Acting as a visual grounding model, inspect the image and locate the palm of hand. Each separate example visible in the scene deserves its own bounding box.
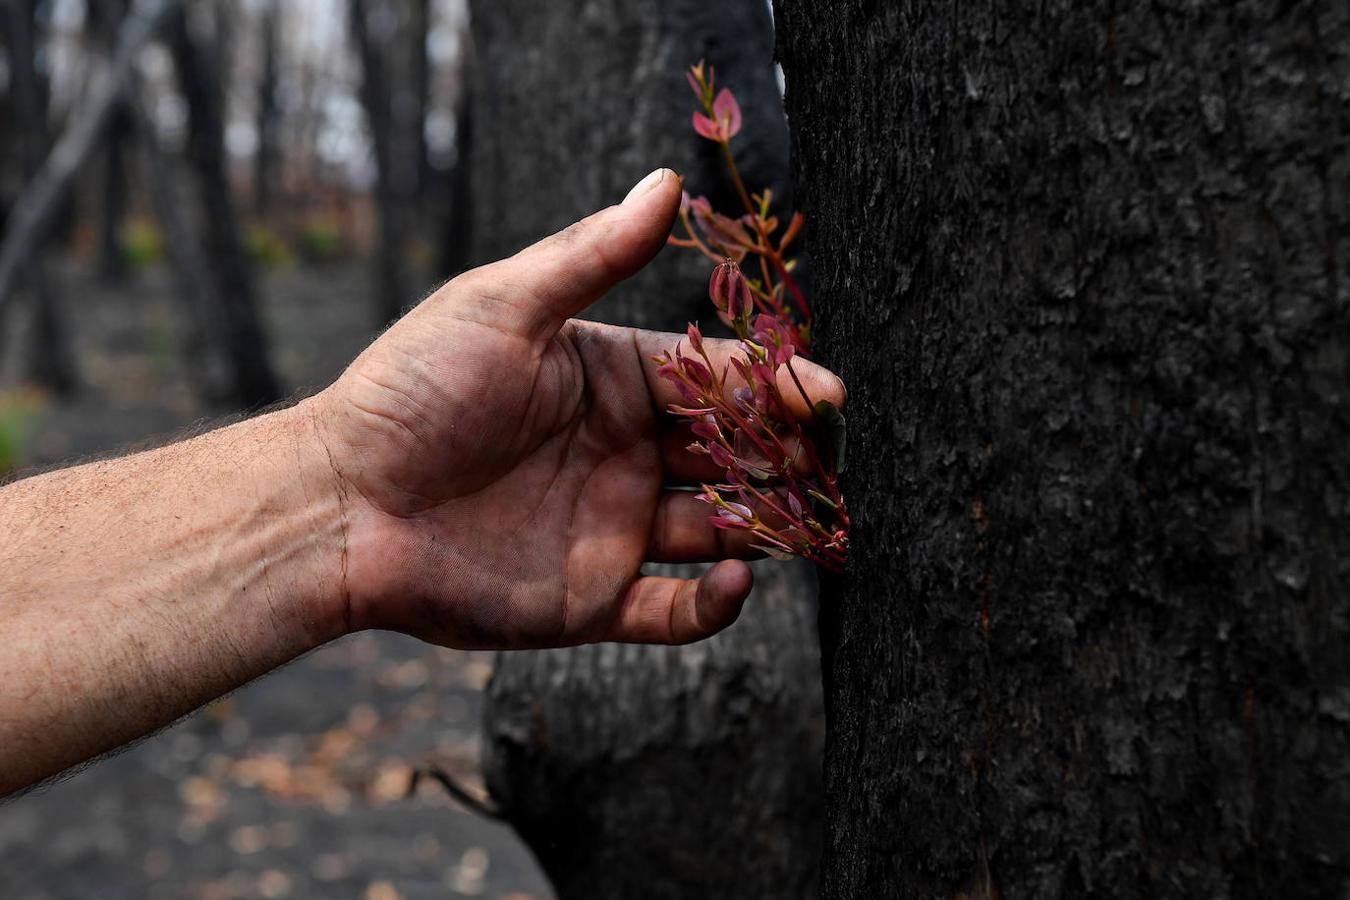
[327,306,669,648]
[309,171,842,650]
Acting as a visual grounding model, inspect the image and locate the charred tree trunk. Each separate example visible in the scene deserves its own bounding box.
[169,7,281,408]
[130,87,233,403]
[411,0,432,198]
[0,0,180,321]
[472,2,823,897]
[254,0,280,217]
[3,0,77,394]
[350,0,411,325]
[436,67,472,280]
[776,1,1350,895]
[97,107,131,284]
[89,0,132,284]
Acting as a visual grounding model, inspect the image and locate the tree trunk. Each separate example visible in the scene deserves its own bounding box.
[169,6,281,408]
[97,107,131,284]
[411,0,432,198]
[0,0,179,322]
[131,87,233,403]
[3,0,77,394]
[436,62,472,280]
[776,1,1350,895]
[254,0,280,217]
[349,0,411,325]
[470,2,824,897]
[90,0,132,285]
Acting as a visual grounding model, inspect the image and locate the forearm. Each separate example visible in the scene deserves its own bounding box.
[0,401,345,795]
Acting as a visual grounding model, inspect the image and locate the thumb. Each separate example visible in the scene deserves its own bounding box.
[455,168,683,340]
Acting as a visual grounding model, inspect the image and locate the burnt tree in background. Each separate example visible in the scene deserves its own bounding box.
[1,0,77,394]
[0,0,182,321]
[254,0,281,217]
[470,1,823,897]
[349,0,412,325]
[411,0,433,197]
[436,58,472,279]
[776,0,1350,895]
[169,6,280,408]
[87,0,132,284]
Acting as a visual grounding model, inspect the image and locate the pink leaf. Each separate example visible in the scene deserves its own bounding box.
[681,356,711,385]
[724,502,754,521]
[692,111,722,141]
[728,273,753,319]
[691,421,720,441]
[712,88,742,139]
[751,361,776,385]
[686,323,704,354]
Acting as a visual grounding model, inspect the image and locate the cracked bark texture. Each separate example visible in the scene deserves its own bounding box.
[469,1,824,897]
[776,1,1350,896]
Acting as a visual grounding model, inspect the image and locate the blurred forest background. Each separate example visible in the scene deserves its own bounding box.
[0,0,473,459]
[0,1,555,898]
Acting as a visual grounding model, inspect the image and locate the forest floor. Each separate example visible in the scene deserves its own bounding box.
[0,260,555,900]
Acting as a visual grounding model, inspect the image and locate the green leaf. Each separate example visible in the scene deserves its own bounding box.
[813,399,847,474]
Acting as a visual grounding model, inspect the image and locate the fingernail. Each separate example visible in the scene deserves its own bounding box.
[622,168,672,205]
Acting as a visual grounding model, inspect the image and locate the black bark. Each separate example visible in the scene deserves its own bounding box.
[3,0,77,394]
[411,0,432,197]
[349,0,412,325]
[169,7,281,408]
[776,1,1350,896]
[436,63,472,279]
[130,87,233,403]
[471,2,824,897]
[97,107,132,284]
[254,0,280,217]
[89,0,132,284]
[0,0,180,320]
[485,565,822,899]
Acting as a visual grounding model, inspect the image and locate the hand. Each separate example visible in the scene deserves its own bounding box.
[310,169,846,649]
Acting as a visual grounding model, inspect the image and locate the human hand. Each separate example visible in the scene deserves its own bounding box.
[309,169,846,649]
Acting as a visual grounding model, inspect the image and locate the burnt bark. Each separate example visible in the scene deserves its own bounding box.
[130,87,233,403]
[89,0,131,284]
[0,0,180,319]
[97,107,132,284]
[3,0,77,394]
[436,66,472,279]
[471,1,823,897]
[411,0,432,197]
[349,0,412,325]
[254,0,280,217]
[776,1,1350,896]
[169,7,281,408]
[485,564,822,899]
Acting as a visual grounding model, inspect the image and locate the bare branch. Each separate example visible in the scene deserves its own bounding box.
[0,0,182,319]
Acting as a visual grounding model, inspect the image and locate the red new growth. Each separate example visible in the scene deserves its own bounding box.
[659,61,850,572]
[692,89,743,142]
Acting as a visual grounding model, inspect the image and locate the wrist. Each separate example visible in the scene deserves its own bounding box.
[238,398,355,647]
